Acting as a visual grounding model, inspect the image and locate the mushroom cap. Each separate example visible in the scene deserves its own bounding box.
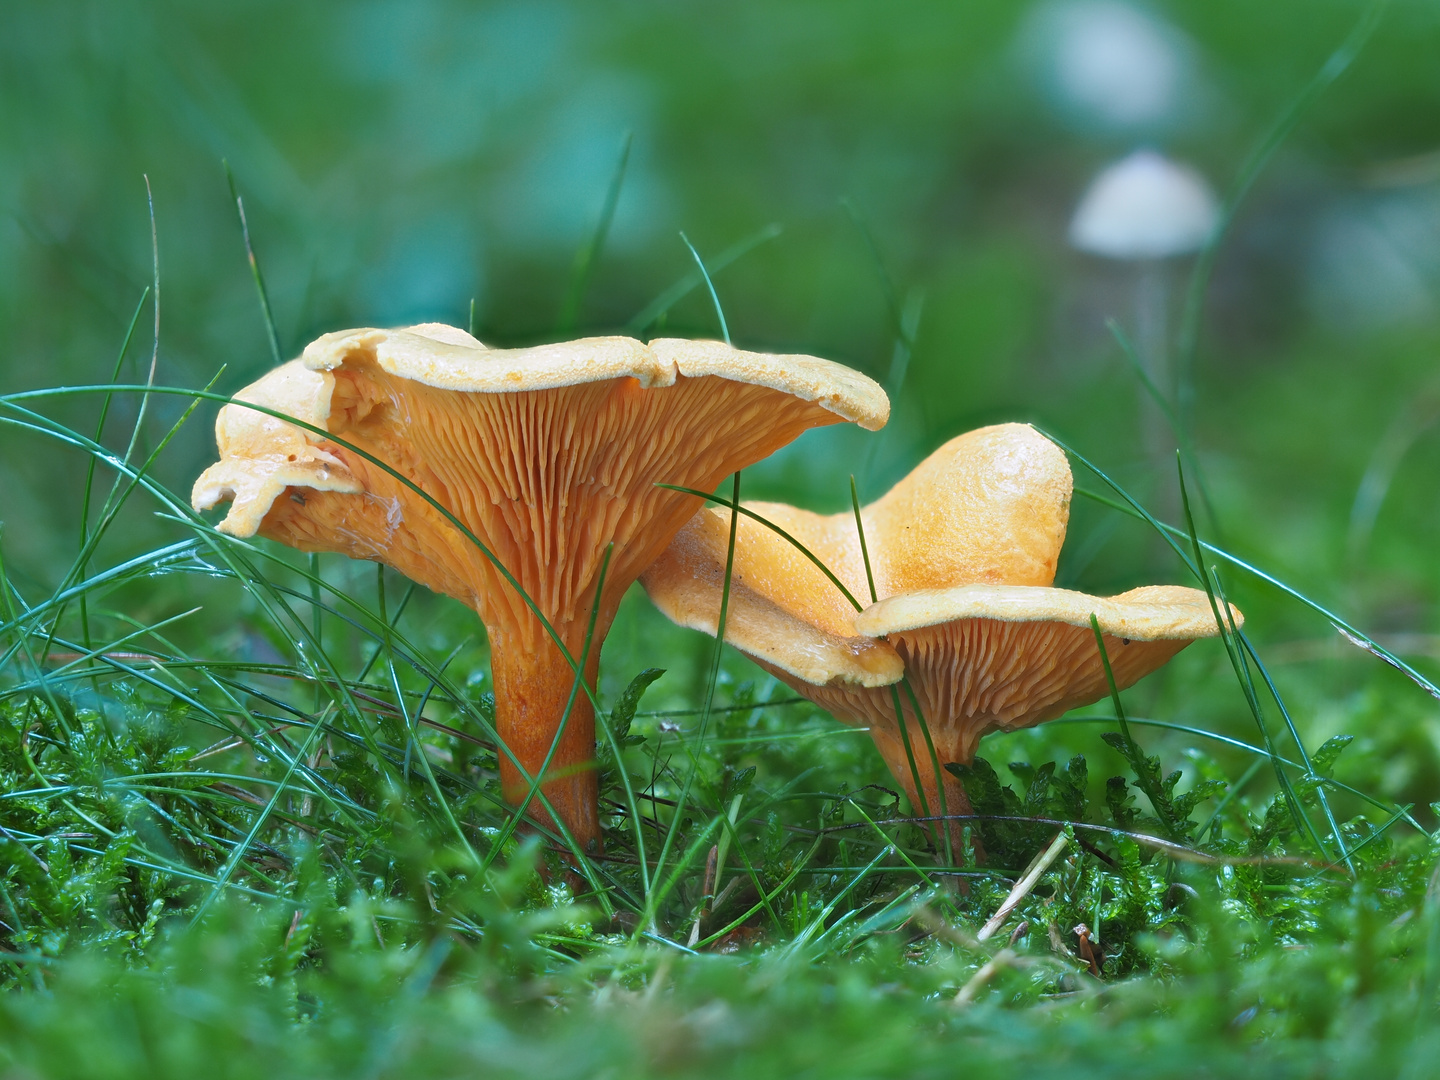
[640,506,905,688]
[1069,149,1219,259]
[190,360,362,538]
[298,327,888,425]
[855,583,1230,640]
[642,422,1243,770]
[639,423,1071,686]
[196,326,889,546]
[193,324,888,652]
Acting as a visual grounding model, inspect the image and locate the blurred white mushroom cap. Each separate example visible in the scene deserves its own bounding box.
[1069,149,1219,259]
[1020,1,1203,133]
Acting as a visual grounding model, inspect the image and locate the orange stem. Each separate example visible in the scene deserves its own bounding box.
[868,725,981,862]
[489,636,602,853]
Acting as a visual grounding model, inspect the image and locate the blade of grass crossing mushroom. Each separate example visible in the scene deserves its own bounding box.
[850,477,879,604]
[678,232,730,345]
[6,384,619,725]
[224,161,284,366]
[482,544,615,880]
[559,131,631,333]
[900,679,952,862]
[627,223,781,336]
[645,475,742,928]
[655,483,865,611]
[1177,455,1331,859]
[886,686,931,828]
[850,474,948,861]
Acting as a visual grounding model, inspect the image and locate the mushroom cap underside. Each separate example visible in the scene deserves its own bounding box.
[743,586,1241,767]
[763,614,1202,765]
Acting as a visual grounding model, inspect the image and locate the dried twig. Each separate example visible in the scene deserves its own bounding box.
[977,831,1069,942]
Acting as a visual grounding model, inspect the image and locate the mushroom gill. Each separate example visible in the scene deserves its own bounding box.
[641,424,1240,852]
[193,323,889,852]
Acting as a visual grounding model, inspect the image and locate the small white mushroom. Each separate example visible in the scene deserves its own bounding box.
[1069,149,1219,260]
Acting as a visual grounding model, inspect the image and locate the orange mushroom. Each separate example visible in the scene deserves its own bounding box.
[641,423,1239,850]
[193,323,888,851]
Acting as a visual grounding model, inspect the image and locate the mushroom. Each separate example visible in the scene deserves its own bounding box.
[641,423,1239,851]
[1069,149,1218,260]
[193,322,889,850]
[1069,149,1220,487]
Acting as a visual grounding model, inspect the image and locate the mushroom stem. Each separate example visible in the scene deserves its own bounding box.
[867,715,980,864]
[490,633,604,852]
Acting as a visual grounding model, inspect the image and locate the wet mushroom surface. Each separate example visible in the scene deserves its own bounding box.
[194,322,889,851]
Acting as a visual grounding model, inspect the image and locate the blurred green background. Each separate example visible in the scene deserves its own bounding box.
[3,0,1440,813]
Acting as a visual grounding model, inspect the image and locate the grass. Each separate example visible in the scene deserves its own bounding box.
[3,4,1440,1071]
[0,312,1438,1075]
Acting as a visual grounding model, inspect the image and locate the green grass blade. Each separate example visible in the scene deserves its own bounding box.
[224,160,284,365]
[559,131,631,333]
[678,232,730,345]
[627,223,781,335]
